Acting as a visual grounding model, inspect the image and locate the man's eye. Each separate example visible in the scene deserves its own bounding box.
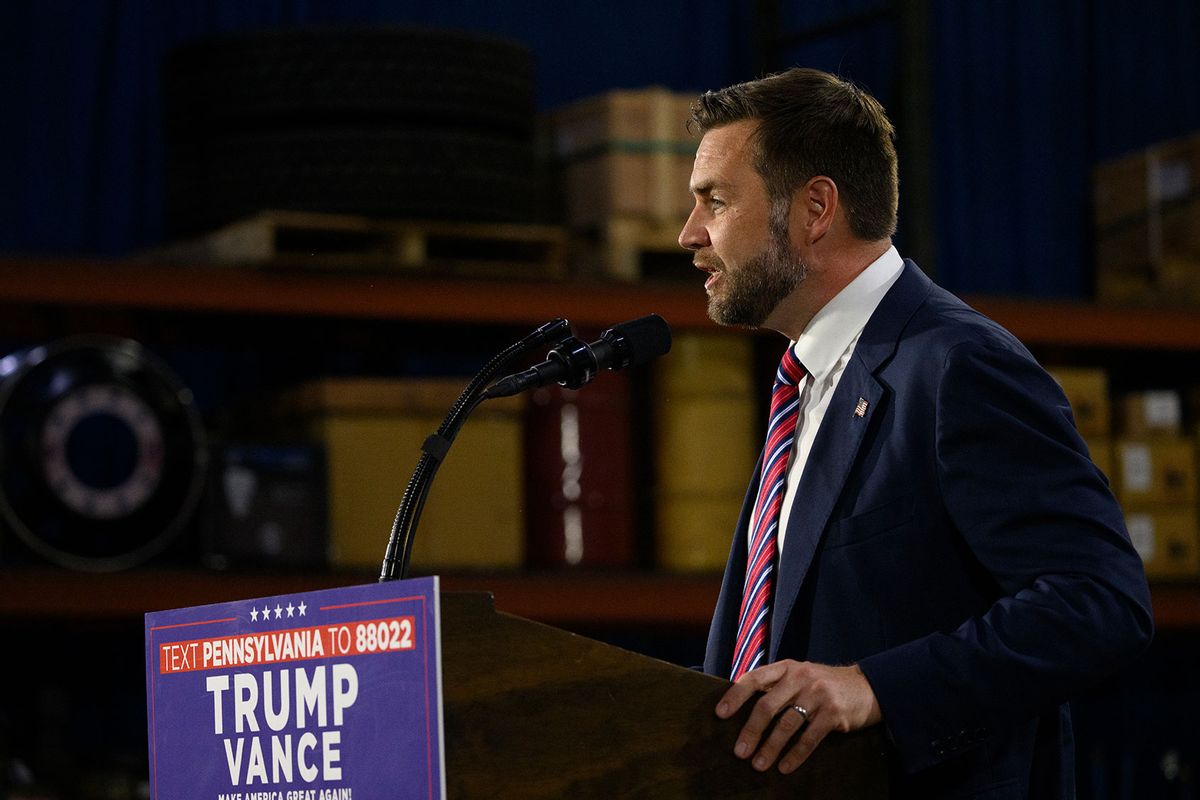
[710,197,725,209]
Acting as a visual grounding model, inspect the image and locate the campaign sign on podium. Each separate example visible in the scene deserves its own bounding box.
[145,577,444,800]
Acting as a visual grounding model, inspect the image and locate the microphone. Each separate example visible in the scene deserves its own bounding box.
[484,314,671,398]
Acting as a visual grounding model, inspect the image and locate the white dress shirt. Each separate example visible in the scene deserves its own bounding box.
[773,245,905,552]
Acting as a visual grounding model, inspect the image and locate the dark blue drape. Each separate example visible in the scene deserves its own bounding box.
[776,0,1200,298]
[931,0,1200,297]
[0,0,739,257]
[931,0,1094,296]
[1090,0,1200,160]
[2,1,1197,298]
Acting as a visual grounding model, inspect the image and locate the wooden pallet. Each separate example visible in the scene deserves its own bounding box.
[575,216,692,281]
[143,211,569,280]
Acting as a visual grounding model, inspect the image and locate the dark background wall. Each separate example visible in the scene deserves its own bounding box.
[0,0,745,257]
[3,0,1199,297]
[2,3,1200,796]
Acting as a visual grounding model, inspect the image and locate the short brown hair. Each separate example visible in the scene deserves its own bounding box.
[689,68,898,242]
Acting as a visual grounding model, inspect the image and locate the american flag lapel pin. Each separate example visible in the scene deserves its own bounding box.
[854,397,869,417]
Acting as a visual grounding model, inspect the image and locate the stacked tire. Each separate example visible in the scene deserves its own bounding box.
[162,27,538,237]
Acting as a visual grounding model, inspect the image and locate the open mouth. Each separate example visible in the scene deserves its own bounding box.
[696,261,721,291]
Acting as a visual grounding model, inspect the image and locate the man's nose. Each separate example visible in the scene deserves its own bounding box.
[678,207,709,251]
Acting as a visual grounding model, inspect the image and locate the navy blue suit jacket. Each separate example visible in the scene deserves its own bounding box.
[704,261,1153,798]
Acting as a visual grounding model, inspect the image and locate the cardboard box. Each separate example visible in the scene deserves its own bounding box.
[654,333,757,571]
[1047,367,1110,437]
[203,443,328,569]
[549,88,698,228]
[1114,437,1197,509]
[1120,390,1183,437]
[561,149,696,229]
[1095,199,1200,302]
[285,378,524,571]
[1126,509,1200,579]
[1093,131,1200,304]
[1094,267,1155,306]
[1093,132,1200,230]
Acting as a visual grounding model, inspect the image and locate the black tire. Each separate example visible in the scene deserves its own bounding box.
[165,127,537,235]
[0,337,207,571]
[163,26,536,139]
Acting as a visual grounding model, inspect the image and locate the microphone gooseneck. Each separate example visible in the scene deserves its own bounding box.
[379,317,570,582]
[380,314,671,584]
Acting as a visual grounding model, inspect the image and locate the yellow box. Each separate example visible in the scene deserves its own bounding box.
[654,335,758,489]
[654,335,757,493]
[287,378,524,571]
[1047,367,1110,437]
[1125,509,1200,579]
[549,87,698,228]
[656,332,755,397]
[1114,438,1197,509]
[656,396,757,495]
[656,493,741,572]
[653,332,758,570]
[1120,390,1184,437]
[1085,437,1114,485]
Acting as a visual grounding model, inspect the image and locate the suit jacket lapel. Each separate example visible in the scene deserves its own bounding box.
[769,360,881,658]
[768,260,933,660]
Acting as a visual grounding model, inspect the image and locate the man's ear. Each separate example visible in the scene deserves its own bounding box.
[791,176,838,244]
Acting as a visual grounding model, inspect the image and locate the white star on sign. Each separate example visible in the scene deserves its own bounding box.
[297,601,307,617]
[263,604,271,619]
[250,607,259,622]
[286,603,295,618]
[274,604,283,619]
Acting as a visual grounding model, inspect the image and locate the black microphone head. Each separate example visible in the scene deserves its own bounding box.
[533,317,571,345]
[605,314,672,368]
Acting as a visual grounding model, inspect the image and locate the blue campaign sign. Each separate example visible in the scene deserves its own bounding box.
[145,577,444,800]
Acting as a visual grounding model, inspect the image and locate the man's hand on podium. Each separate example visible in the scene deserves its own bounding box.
[715,660,883,775]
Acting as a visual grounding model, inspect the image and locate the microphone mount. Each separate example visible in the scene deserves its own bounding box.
[484,314,670,399]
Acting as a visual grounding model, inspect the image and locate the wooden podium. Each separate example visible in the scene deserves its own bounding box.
[439,593,890,798]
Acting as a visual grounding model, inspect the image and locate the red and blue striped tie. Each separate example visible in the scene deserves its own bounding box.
[730,346,807,681]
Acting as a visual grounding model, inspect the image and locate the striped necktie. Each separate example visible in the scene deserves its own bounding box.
[730,346,807,681]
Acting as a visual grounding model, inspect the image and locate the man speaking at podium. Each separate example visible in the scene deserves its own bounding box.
[680,68,1153,798]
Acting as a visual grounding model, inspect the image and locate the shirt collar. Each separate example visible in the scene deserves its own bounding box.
[791,245,904,381]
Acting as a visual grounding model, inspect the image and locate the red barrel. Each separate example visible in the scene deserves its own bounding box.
[524,373,635,567]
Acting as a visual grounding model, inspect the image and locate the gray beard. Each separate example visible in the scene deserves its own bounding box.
[707,234,807,328]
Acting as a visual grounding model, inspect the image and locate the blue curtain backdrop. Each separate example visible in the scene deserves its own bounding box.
[2,1,1198,298]
[931,0,1200,297]
[930,0,1094,297]
[0,0,740,257]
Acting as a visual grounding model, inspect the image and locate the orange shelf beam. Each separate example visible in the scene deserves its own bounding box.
[0,258,719,331]
[6,258,1200,348]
